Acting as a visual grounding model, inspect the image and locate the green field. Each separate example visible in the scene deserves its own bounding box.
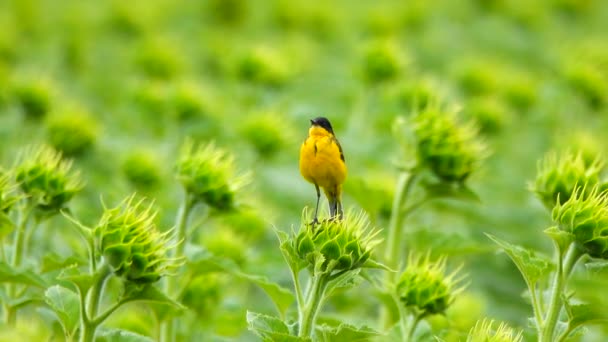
[1,0,608,341]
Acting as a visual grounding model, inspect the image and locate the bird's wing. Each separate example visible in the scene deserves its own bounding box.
[333,137,345,163]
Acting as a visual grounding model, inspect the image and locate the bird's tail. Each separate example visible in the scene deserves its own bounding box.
[325,186,343,220]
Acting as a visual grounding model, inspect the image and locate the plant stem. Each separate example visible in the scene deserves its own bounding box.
[160,192,195,342]
[381,171,418,328]
[77,264,111,342]
[290,268,304,319]
[385,172,415,271]
[5,205,33,325]
[541,244,583,342]
[405,313,424,342]
[298,274,327,338]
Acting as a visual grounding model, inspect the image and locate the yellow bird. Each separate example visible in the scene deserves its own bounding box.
[299,117,347,223]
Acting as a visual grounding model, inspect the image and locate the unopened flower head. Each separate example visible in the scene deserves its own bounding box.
[294,209,381,275]
[397,253,466,316]
[413,108,486,183]
[95,195,175,284]
[552,184,608,259]
[15,145,83,212]
[0,170,18,213]
[175,140,249,211]
[533,151,603,209]
[467,319,523,342]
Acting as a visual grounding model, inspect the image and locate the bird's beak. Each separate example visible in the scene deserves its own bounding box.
[310,119,315,125]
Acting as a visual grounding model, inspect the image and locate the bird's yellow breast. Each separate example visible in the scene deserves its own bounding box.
[299,128,347,190]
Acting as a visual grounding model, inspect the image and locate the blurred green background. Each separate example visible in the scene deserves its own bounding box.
[1,0,608,340]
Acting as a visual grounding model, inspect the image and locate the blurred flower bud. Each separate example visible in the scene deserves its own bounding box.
[552,185,608,259]
[413,108,486,183]
[122,150,162,191]
[0,170,18,213]
[203,228,248,266]
[397,253,466,316]
[95,194,174,284]
[294,210,381,275]
[239,111,292,158]
[175,140,249,211]
[15,145,83,213]
[467,319,523,342]
[533,151,603,209]
[169,82,207,122]
[46,106,99,156]
[236,47,289,87]
[136,39,183,80]
[181,274,224,318]
[564,62,606,109]
[361,41,402,84]
[14,79,53,119]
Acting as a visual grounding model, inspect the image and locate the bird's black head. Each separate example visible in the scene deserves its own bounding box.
[310,117,334,134]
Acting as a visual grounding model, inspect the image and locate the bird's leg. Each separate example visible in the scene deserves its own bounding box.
[312,184,320,225]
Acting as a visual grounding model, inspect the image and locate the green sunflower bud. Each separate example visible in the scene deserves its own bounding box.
[413,107,486,183]
[533,151,603,209]
[14,78,53,119]
[293,210,381,275]
[15,145,83,213]
[45,106,99,156]
[236,46,289,87]
[0,170,18,213]
[175,140,249,211]
[552,185,608,259]
[361,41,402,84]
[397,253,466,316]
[95,195,174,284]
[467,319,523,342]
[122,149,162,191]
[239,111,292,158]
[135,39,183,80]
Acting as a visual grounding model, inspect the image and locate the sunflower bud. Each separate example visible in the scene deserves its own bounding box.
[412,108,486,183]
[122,149,162,191]
[95,195,174,284]
[293,210,381,275]
[467,319,523,342]
[236,47,288,87]
[533,151,603,209]
[361,41,402,84]
[397,254,466,316]
[175,140,249,211]
[552,185,608,259]
[15,145,83,213]
[14,79,53,119]
[45,106,99,156]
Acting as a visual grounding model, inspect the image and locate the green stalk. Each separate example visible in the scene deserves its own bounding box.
[160,192,195,342]
[385,171,419,271]
[5,205,34,325]
[381,171,418,328]
[405,312,424,342]
[290,268,305,319]
[298,274,328,338]
[79,264,112,342]
[541,244,583,342]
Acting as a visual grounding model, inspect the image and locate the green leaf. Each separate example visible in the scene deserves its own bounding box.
[123,283,184,310]
[362,258,395,272]
[247,311,308,342]
[326,269,361,296]
[58,265,94,294]
[421,181,481,203]
[186,249,295,317]
[96,328,154,342]
[236,272,294,318]
[316,323,382,342]
[277,229,307,274]
[565,302,608,330]
[0,211,15,239]
[40,253,86,273]
[544,226,574,256]
[0,261,48,288]
[486,234,552,288]
[44,285,80,337]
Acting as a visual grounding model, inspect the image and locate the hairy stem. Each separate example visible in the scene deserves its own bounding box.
[405,312,424,342]
[78,264,111,342]
[541,244,583,342]
[160,192,195,342]
[298,274,328,338]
